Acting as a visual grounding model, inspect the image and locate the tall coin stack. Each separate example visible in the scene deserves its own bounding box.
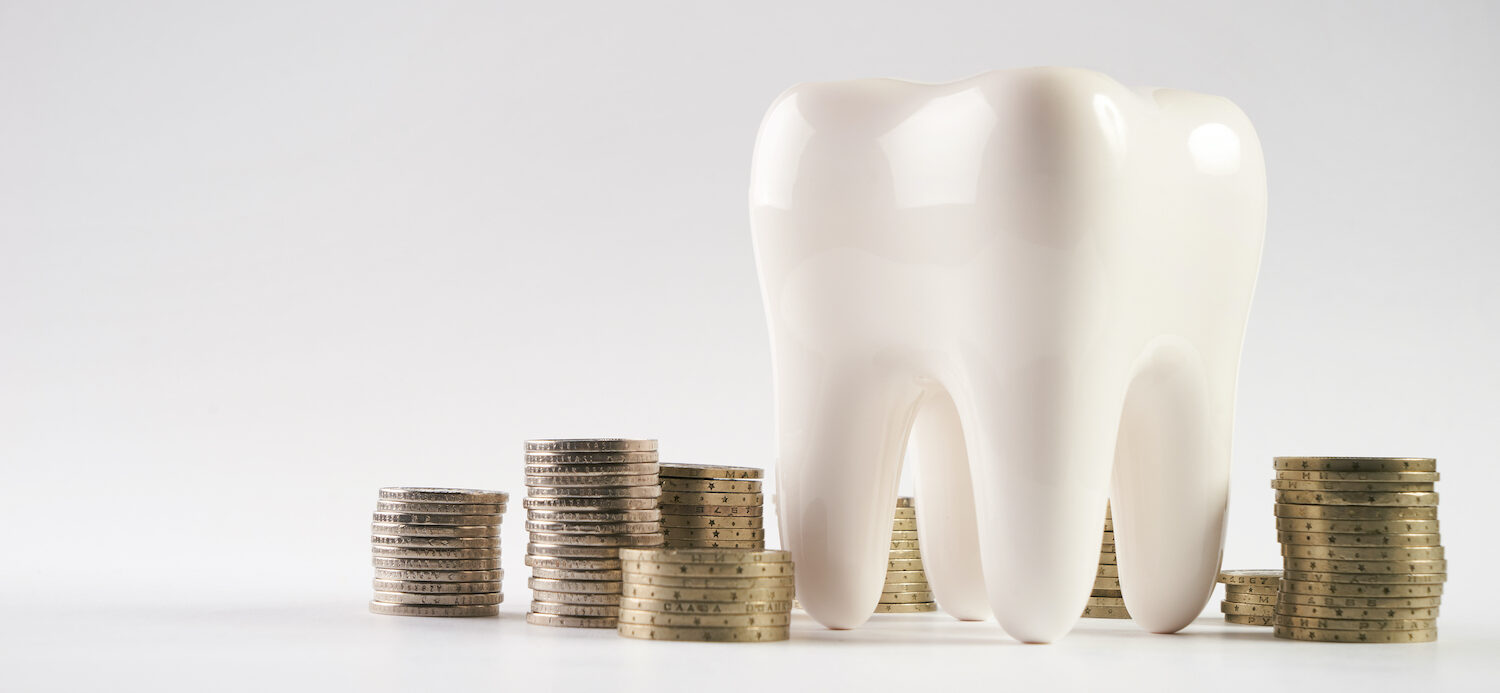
[617,548,794,642]
[659,464,765,549]
[1272,456,1443,643]
[370,487,508,617]
[877,497,935,613]
[1082,503,1127,619]
[524,438,664,628]
[1218,570,1280,625]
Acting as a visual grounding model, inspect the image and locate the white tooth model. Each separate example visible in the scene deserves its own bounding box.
[749,67,1266,643]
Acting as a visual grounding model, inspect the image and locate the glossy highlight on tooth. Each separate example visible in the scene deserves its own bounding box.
[750,67,1266,643]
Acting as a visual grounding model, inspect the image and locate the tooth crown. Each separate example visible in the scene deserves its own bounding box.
[750,67,1266,642]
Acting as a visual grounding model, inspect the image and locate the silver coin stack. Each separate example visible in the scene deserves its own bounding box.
[524,438,665,628]
[370,487,508,617]
[1081,502,1127,619]
[659,463,766,549]
[877,497,936,613]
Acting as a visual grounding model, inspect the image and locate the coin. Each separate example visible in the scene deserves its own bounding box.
[1281,545,1444,561]
[369,546,501,560]
[617,610,791,627]
[373,568,502,582]
[525,612,618,628]
[527,542,622,558]
[660,478,762,493]
[528,577,621,594]
[530,589,621,605]
[1096,564,1119,578]
[526,509,661,523]
[660,491,762,506]
[1276,470,1439,483]
[524,555,621,570]
[1278,580,1443,597]
[1274,490,1438,507]
[1222,613,1274,626]
[530,601,619,617]
[371,522,499,538]
[1082,605,1131,619]
[527,531,663,547]
[878,591,935,603]
[670,539,766,549]
[526,438,657,452]
[889,530,919,540]
[370,512,503,526]
[1273,518,1440,534]
[891,519,917,531]
[526,463,660,477]
[663,527,764,540]
[1270,480,1435,493]
[622,561,795,579]
[1223,582,1279,596]
[370,579,499,594]
[1281,571,1446,585]
[887,550,923,560]
[1278,593,1442,608]
[1222,593,1277,606]
[875,603,938,613]
[1282,558,1446,574]
[1274,504,1437,520]
[531,567,624,581]
[1217,570,1281,586]
[1086,596,1126,607]
[882,570,927,583]
[660,515,763,529]
[525,474,658,488]
[619,597,792,614]
[658,464,764,480]
[657,503,761,517]
[378,487,509,504]
[368,602,499,617]
[371,591,504,606]
[370,535,500,549]
[1272,625,1437,643]
[524,451,660,464]
[1272,457,1436,473]
[890,540,921,550]
[1220,602,1276,616]
[886,560,925,572]
[374,501,505,515]
[617,623,788,642]
[1273,614,1436,631]
[1277,531,1441,547]
[896,497,914,508]
[525,497,660,510]
[372,557,500,570]
[1090,589,1124,597]
[619,583,796,602]
[623,574,795,589]
[528,485,661,499]
[881,582,930,592]
[618,548,791,563]
[1097,553,1118,565]
[892,508,916,519]
[524,520,661,535]
[1275,603,1438,619]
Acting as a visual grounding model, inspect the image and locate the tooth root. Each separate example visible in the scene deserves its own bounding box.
[911,389,989,621]
[774,354,921,629]
[956,364,1116,644]
[1111,338,1231,633]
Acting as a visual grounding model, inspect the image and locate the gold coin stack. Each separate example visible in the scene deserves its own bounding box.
[659,464,765,549]
[1272,456,1443,643]
[1082,503,1127,619]
[617,548,794,642]
[1218,570,1280,625]
[523,438,665,629]
[369,487,508,617]
[877,497,935,613]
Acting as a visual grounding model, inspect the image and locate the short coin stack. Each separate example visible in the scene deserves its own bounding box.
[1082,503,1127,619]
[617,548,794,642]
[1218,570,1280,625]
[659,464,766,549]
[524,438,665,628]
[1272,456,1443,643]
[370,487,508,617]
[877,497,935,613]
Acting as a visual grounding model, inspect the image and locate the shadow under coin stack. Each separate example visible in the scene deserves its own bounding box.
[877,497,935,613]
[523,438,664,628]
[369,487,508,617]
[1218,570,1280,625]
[1082,503,1127,619]
[659,464,765,549]
[1272,456,1443,643]
[617,548,794,642]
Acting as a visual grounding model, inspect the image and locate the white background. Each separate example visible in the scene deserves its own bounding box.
[2,1,1497,690]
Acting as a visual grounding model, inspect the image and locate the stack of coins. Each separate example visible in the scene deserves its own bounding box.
[370,487,508,617]
[877,497,935,613]
[524,438,665,628]
[659,464,765,549]
[617,548,794,642]
[1082,503,1127,619]
[1272,456,1443,643]
[1218,570,1280,625]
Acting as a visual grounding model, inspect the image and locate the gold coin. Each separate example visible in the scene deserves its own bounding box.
[1274,504,1438,521]
[530,567,624,581]
[1091,589,1123,597]
[527,542,621,558]
[530,601,619,617]
[524,497,659,511]
[525,462,660,477]
[1272,625,1437,643]
[1279,579,1443,597]
[620,583,795,602]
[1276,531,1440,547]
[891,519,917,531]
[1082,605,1131,619]
[617,623,789,642]
[374,501,505,515]
[1282,558,1446,574]
[1274,490,1437,507]
[370,512,502,526]
[524,520,661,535]
[1222,593,1277,606]
[658,503,762,517]
[1223,582,1280,596]
[527,531,663,548]
[623,574,795,589]
[1272,614,1436,631]
[524,612,618,628]
[527,577,621,594]
[622,560,794,578]
[1222,613,1274,626]
[659,515,763,529]
[660,478,762,494]
[875,602,938,613]
[371,557,499,571]
[896,497,914,508]
[1220,601,1275,616]
[1095,564,1119,578]
[1270,479,1434,493]
[1093,576,1122,590]
[1099,552,1117,564]
[618,548,791,563]
[659,491,762,507]
[1281,545,1444,561]
[524,474,658,488]
[1276,470,1439,483]
[1281,571,1446,585]
[371,579,500,594]
[889,530,919,540]
[371,591,503,606]
[662,526,765,540]
[1217,570,1281,585]
[890,540,921,550]
[1273,517,1439,534]
[1273,457,1436,473]
[886,559,925,571]
[878,591,934,603]
[616,609,791,627]
[530,589,621,605]
[657,463,764,480]
[368,602,499,617]
[666,539,766,549]
[1278,593,1442,608]
[1087,596,1126,607]
[378,487,510,504]
[1275,603,1438,620]
[369,546,500,559]
[619,596,792,614]
[883,570,927,583]
[892,508,916,520]
[887,550,923,560]
[372,568,502,582]
[882,581,930,592]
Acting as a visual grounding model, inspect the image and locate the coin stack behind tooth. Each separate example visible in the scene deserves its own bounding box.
[1082,503,1127,619]
[370,487,508,617]
[876,497,935,613]
[617,548,794,642]
[524,438,664,629]
[1218,570,1280,626]
[1271,456,1443,643]
[658,463,766,550]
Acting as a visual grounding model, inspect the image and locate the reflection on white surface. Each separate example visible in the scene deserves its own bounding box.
[1187,123,1242,176]
[750,93,816,210]
[879,89,996,208]
[1092,94,1129,166]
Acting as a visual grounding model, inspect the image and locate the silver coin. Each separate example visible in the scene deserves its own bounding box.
[523,497,659,510]
[368,602,498,617]
[527,542,622,558]
[524,555,622,571]
[371,591,504,606]
[527,485,661,499]
[524,520,662,535]
[530,589,621,605]
[524,451,660,464]
[530,601,620,617]
[378,487,509,504]
[527,531,664,547]
[526,509,662,523]
[370,546,501,559]
[374,500,505,515]
[525,462,661,477]
[372,556,500,570]
[528,577,621,594]
[524,612,618,628]
[524,474,658,488]
[524,439,658,453]
[531,567,624,581]
[370,512,502,526]
[370,535,500,549]
[370,522,498,538]
[372,568,502,582]
[372,579,500,594]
